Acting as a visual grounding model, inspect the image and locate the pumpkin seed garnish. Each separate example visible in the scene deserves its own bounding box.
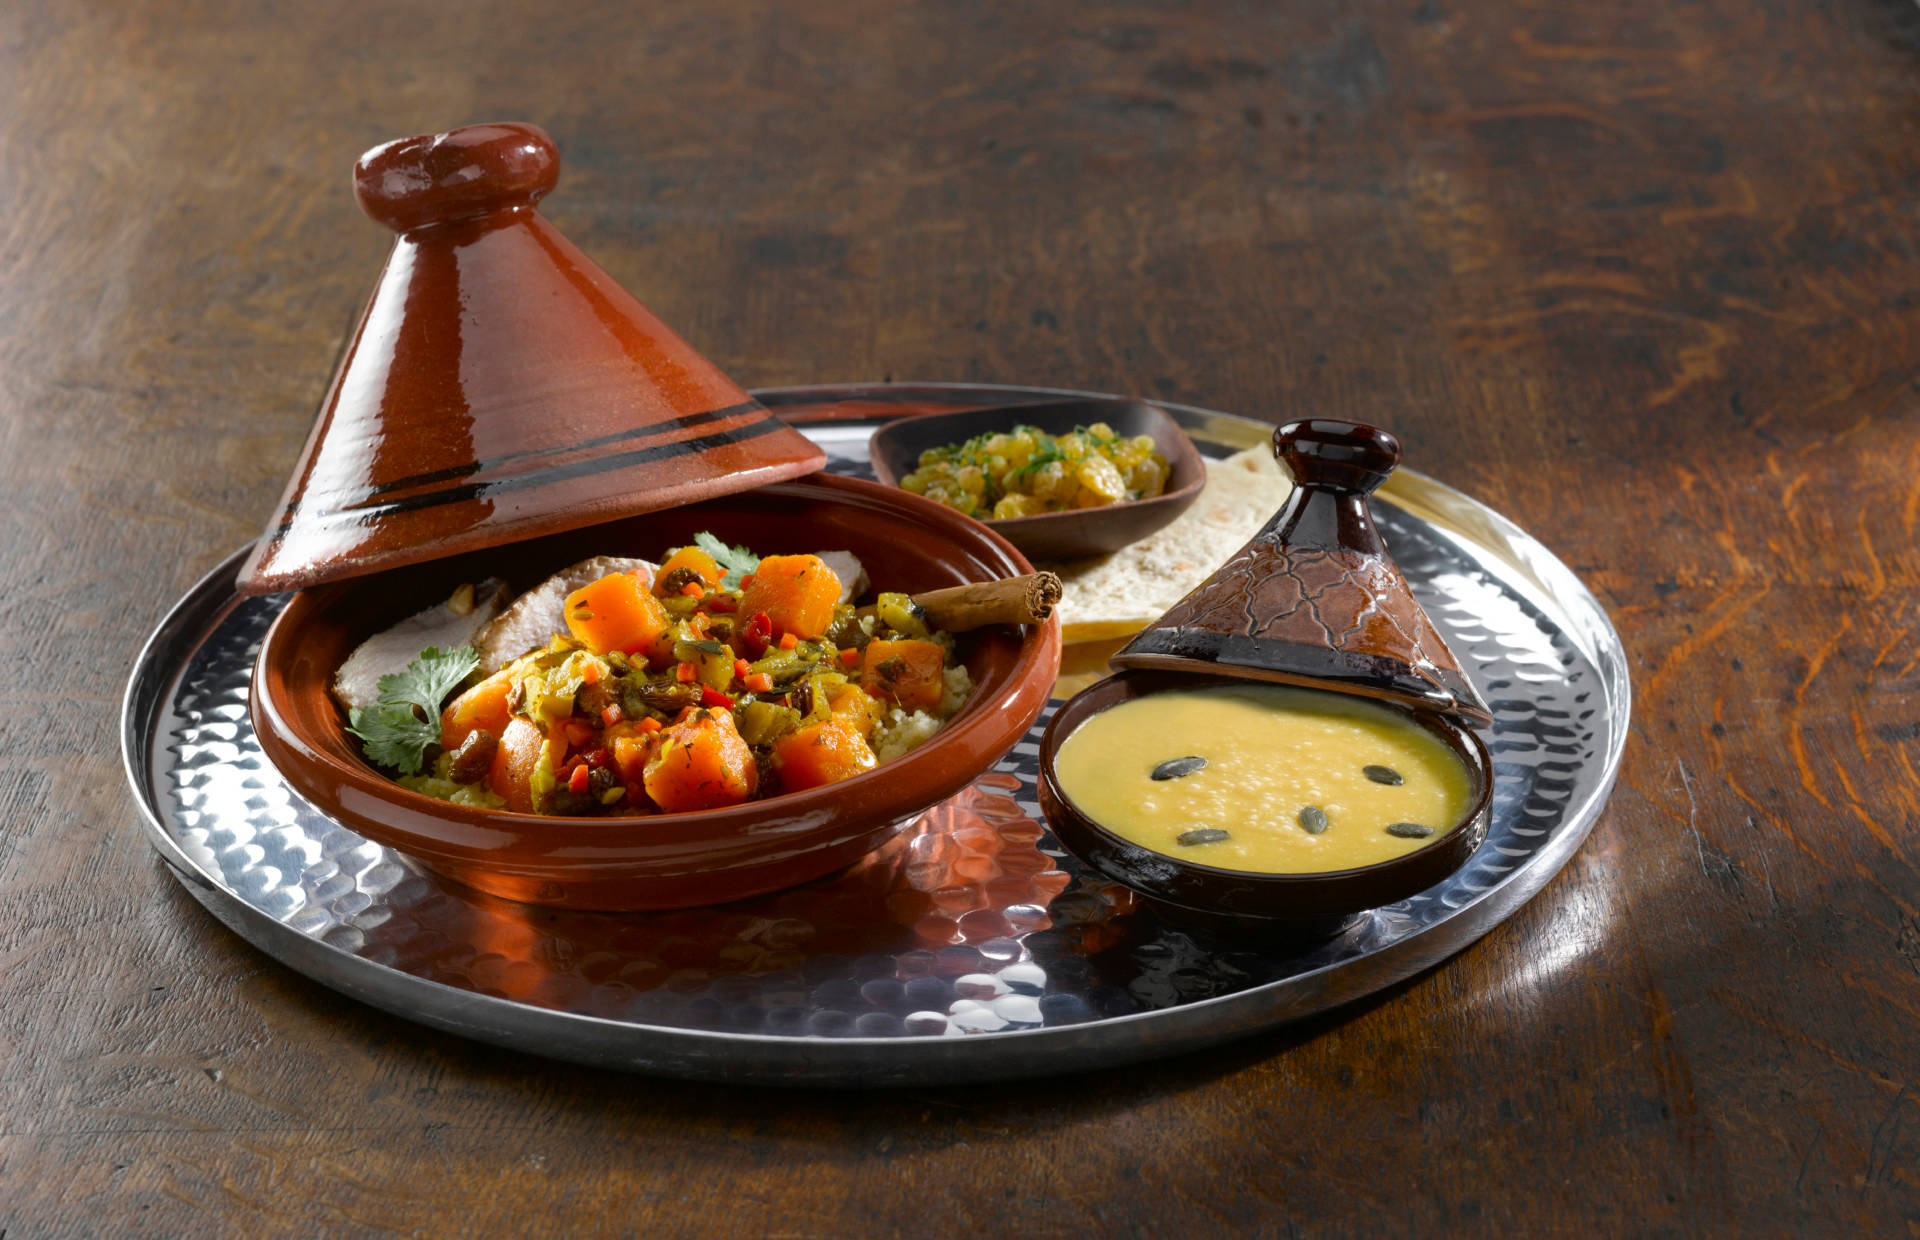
[1385,822,1434,838]
[1298,806,1329,834]
[1363,764,1404,786]
[1176,827,1230,846]
[1151,756,1207,781]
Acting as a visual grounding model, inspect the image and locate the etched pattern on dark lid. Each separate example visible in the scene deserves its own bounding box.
[1111,419,1494,724]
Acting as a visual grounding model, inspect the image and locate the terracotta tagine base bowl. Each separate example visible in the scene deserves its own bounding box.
[251,474,1062,911]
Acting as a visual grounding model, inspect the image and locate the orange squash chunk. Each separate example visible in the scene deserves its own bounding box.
[488,716,550,814]
[772,717,877,792]
[739,554,841,641]
[440,667,514,750]
[860,639,947,712]
[826,682,883,738]
[565,571,671,657]
[642,709,758,813]
[653,546,725,594]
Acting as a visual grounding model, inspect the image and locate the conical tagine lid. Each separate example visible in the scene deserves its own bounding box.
[237,122,826,596]
[1110,419,1492,725]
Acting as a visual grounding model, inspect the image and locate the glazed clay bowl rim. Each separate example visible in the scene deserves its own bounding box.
[1036,669,1493,922]
[865,398,1208,559]
[250,473,1061,894]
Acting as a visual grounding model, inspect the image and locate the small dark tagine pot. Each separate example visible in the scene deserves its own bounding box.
[251,474,1061,912]
[1036,418,1494,942]
[1036,670,1493,942]
[867,397,1206,561]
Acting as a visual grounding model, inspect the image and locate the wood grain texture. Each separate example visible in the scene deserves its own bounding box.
[6,0,1920,1234]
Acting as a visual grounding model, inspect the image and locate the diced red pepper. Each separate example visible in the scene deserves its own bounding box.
[601,705,624,727]
[737,610,773,659]
[700,686,736,709]
[705,595,738,614]
[838,647,860,668]
[733,658,751,681]
[568,763,591,795]
[740,574,754,589]
[586,747,612,769]
[675,662,696,684]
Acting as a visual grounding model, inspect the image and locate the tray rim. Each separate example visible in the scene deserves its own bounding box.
[121,381,1631,1086]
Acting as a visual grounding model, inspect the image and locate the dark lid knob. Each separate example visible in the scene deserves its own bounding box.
[354,122,560,235]
[1273,419,1402,494]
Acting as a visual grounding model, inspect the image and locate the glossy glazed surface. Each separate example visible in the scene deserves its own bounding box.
[866,398,1205,560]
[1113,420,1492,724]
[1038,670,1492,924]
[237,122,825,596]
[251,474,1060,909]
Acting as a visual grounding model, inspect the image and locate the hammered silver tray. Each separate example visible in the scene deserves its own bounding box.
[121,382,1629,1086]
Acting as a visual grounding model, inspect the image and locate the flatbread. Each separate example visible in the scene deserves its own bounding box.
[1048,446,1293,642]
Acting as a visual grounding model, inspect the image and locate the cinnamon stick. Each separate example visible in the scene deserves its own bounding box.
[911,572,1062,632]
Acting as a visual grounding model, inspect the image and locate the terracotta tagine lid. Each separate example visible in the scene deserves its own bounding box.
[237,122,826,596]
[1109,419,1493,725]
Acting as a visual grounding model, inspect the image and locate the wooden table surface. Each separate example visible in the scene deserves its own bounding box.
[7,0,1920,1234]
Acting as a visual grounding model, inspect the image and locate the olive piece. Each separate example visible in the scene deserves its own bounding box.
[1151,756,1207,781]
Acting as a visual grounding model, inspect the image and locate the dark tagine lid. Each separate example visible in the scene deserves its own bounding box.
[237,122,827,596]
[1109,419,1492,725]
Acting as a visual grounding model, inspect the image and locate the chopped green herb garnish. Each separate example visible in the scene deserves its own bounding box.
[346,645,479,774]
[693,531,761,590]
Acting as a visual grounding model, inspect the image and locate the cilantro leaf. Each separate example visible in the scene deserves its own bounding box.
[346,645,479,775]
[693,531,760,590]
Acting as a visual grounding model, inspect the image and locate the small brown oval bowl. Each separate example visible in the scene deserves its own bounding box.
[1036,670,1492,940]
[251,473,1062,912]
[867,397,1207,561]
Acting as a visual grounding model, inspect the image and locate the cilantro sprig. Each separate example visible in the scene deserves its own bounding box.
[693,531,760,590]
[346,645,480,775]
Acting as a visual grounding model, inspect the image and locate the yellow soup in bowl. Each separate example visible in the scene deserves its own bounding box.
[1051,683,1473,875]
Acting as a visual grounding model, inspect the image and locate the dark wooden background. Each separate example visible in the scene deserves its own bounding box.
[7,0,1920,1234]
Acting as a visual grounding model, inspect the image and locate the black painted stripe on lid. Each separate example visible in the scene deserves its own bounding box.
[267,414,797,539]
[348,399,764,501]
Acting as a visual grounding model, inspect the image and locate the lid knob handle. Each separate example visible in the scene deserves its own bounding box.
[353,122,560,235]
[1273,419,1402,494]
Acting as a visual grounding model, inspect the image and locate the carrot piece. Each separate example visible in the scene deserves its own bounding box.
[838,647,860,668]
[680,582,705,599]
[744,672,773,694]
[567,763,592,795]
[772,717,878,791]
[607,725,653,784]
[439,667,514,751]
[642,709,758,812]
[565,571,671,657]
[639,717,663,734]
[860,639,948,712]
[778,632,799,651]
[653,546,725,595]
[488,717,550,814]
[601,705,624,727]
[738,554,842,641]
[675,662,696,684]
